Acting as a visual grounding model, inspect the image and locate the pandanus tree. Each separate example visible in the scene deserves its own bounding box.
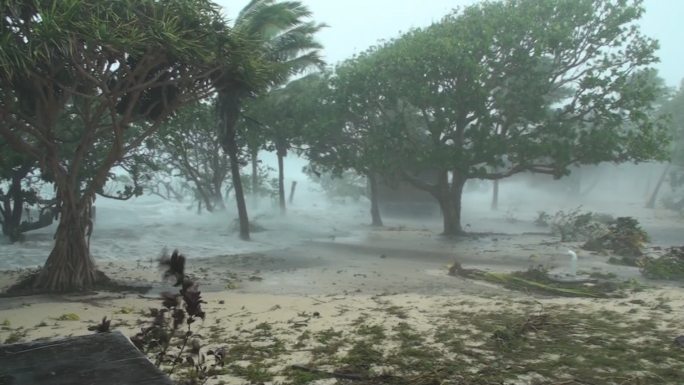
[354,0,669,235]
[0,0,233,291]
[216,0,325,239]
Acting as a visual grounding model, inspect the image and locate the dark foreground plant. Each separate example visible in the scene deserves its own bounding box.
[130,250,213,385]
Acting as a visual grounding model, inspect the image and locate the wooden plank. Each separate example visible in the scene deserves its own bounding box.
[0,332,173,385]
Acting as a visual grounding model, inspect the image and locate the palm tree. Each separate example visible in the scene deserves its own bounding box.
[216,0,325,240]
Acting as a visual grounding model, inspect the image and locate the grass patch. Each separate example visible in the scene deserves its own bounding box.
[229,363,272,383]
[55,313,80,321]
[278,302,683,385]
[341,340,384,371]
[3,329,27,344]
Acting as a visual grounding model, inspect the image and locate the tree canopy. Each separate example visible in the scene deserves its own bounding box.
[306,0,669,235]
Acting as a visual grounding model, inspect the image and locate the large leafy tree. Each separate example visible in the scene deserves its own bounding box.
[303,57,408,227]
[216,0,325,239]
[347,0,668,235]
[0,0,232,291]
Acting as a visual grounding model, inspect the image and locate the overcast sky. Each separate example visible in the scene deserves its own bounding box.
[218,0,683,88]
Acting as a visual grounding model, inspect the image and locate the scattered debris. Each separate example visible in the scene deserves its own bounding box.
[449,262,626,298]
[542,207,612,242]
[583,217,650,263]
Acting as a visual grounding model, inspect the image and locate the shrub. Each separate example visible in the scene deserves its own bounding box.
[641,246,684,280]
[583,217,649,262]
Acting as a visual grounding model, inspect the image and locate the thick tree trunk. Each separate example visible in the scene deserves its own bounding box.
[646,164,670,209]
[226,134,250,240]
[436,193,462,236]
[403,169,465,236]
[434,172,466,236]
[33,187,97,292]
[368,173,383,226]
[277,150,286,214]
[491,180,499,211]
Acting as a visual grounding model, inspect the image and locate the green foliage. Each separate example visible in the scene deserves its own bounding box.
[449,262,627,298]
[229,363,273,383]
[641,247,684,280]
[242,74,327,208]
[547,207,612,242]
[56,313,80,321]
[215,0,325,237]
[303,0,669,235]
[583,217,650,260]
[0,0,238,290]
[341,340,384,371]
[304,167,367,201]
[0,139,57,242]
[149,101,231,212]
[3,329,26,344]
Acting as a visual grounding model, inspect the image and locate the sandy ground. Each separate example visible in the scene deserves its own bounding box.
[2,223,684,384]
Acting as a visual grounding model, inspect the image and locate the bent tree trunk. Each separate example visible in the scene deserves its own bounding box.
[219,90,250,240]
[276,148,286,214]
[33,186,96,292]
[226,134,250,240]
[368,173,383,226]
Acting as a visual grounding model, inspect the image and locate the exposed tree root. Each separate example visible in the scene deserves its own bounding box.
[1,270,149,297]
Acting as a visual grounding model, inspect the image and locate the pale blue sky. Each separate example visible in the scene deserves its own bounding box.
[218,0,683,87]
